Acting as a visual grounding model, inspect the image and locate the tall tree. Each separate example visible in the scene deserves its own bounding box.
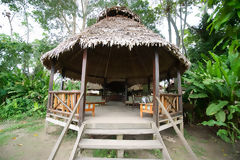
[156,0,198,54]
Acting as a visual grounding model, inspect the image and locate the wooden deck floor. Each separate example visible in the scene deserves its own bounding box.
[84,101,153,124]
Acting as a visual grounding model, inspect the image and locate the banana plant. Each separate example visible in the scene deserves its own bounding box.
[183,50,240,143]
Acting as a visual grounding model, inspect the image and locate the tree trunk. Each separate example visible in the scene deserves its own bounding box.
[81,0,89,30]
[167,12,172,43]
[169,15,180,47]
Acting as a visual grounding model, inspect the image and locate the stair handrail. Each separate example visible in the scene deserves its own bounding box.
[48,92,84,160]
[156,96,198,160]
[69,123,86,160]
[151,122,172,160]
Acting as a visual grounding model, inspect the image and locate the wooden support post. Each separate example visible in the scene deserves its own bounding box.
[117,135,124,158]
[103,78,107,99]
[79,49,88,125]
[124,79,128,102]
[60,69,65,90]
[177,71,183,134]
[153,50,160,127]
[47,62,55,112]
[46,62,55,134]
[177,71,183,112]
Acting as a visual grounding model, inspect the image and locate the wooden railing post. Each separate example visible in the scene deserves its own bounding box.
[153,50,160,127]
[79,49,87,125]
[47,62,55,112]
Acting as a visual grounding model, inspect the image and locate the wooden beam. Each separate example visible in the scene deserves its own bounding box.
[79,49,88,125]
[153,51,160,127]
[177,71,183,112]
[47,62,55,112]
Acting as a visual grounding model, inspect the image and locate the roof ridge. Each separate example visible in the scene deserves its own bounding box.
[97,6,140,23]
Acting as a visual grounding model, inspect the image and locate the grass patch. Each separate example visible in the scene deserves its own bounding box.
[184,130,196,141]
[0,134,12,146]
[93,149,117,158]
[1,121,41,134]
[65,129,77,140]
[151,149,163,158]
[192,145,206,157]
[26,124,44,133]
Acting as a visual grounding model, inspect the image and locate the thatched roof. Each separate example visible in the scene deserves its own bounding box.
[128,84,143,91]
[41,6,190,86]
[87,83,103,90]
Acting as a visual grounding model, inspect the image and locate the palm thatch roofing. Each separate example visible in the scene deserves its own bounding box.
[87,83,103,90]
[41,6,190,86]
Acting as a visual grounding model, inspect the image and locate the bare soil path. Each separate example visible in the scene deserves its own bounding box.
[0,119,239,160]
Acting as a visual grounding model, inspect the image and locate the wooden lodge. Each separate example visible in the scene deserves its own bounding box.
[41,6,196,160]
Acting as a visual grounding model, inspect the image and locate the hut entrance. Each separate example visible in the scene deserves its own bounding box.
[106,81,125,101]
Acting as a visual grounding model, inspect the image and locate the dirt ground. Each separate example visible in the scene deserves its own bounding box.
[0,119,239,160]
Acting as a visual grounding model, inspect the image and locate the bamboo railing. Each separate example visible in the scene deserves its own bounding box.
[48,90,81,118]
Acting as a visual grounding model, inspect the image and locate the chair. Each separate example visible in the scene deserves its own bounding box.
[85,103,95,116]
[140,103,153,117]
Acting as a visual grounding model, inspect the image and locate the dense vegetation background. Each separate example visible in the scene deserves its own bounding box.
[0,0,239,143]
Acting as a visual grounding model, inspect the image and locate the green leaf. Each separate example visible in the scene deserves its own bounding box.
[202,120,227,127]
[189,93,208,99]
[237,11,240,18]
[215,110,226,122]
[217,129,231,143]
[206,101,228,116]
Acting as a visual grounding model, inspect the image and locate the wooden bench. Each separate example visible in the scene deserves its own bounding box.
[140,94,179,117]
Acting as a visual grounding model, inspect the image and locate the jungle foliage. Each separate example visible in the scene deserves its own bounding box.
[183,0,240,143]
[0,34,56,120]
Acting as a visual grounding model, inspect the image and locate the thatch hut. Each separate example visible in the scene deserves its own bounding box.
[42,7,194,160]
[41,6,190,128]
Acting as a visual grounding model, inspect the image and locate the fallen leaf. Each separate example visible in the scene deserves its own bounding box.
[18,144,23,146]
[12,137,17,140]
[34,134,38,137]
[223,153,228,156]
[0,129,3,132]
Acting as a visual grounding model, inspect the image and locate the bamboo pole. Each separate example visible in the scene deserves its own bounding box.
[69,123,85,160]
[151,122,172,160]
[156,97,198,160]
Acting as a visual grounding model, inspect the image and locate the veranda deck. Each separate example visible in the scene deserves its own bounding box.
[85,101,153,124]
[47,100,183,133]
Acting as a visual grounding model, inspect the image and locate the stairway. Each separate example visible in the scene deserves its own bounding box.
[70,122,171,160]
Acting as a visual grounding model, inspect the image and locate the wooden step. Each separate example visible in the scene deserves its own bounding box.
[86,123,152,129]
[84,128,155,135]
[79,139,162,150]
[75,158,161,160]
